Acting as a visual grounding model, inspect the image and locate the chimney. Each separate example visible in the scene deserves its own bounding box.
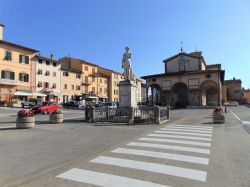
[0,23,5,40]
[233,77,235,80]
[50,54,54,59]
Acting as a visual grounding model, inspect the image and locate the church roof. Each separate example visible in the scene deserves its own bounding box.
[163,51,204,63]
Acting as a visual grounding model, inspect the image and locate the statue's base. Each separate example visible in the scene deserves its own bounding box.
[118,80,137,107]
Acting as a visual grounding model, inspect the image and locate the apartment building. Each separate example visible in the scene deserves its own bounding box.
[34,55,61,102]
[225,77,243,102]
[0,24,38,106]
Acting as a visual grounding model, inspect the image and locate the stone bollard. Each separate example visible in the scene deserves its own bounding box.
[85,106,89,121]
[128,107,135,125]
[167,105,170,120]
[154,106,161,124]
[224,105,227,113]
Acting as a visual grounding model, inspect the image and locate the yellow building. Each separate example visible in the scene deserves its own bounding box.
[0,24,38,106]
[243,89,250,104]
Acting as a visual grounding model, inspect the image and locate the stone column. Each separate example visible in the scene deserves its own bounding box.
[146,87,149,105]
[128,107,135,125]
[154,106,160,124]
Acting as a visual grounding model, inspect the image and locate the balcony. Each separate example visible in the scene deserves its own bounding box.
[0,79,20,86]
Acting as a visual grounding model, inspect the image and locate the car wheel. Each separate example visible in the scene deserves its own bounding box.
[21,103,24,108]
[43,110,48,115]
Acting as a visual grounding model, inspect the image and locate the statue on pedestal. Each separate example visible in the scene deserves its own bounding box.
[122,47,135,82]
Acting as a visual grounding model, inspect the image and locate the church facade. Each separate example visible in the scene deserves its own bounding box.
[141,51,225,107]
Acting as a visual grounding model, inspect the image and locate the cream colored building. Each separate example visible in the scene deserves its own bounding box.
[0,24,38,106]
[141,51,225,107]
[34,55,61,102]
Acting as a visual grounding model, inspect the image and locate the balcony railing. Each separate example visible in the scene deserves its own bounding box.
[0,79,21,85]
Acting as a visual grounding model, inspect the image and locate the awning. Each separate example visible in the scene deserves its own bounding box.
[32,92,46,97]
[14,91,32,96]
[86,96,99,99]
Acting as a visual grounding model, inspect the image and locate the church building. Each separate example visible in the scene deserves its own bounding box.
[141,50,225,107]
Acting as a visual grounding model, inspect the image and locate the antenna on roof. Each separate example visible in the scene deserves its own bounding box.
[180,41,184,53]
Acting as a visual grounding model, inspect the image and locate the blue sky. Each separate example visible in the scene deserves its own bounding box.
[0,0,249,88]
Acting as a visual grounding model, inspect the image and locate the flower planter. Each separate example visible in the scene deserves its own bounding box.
[213,113,225,124]
[16,117,35,129]
[49,113,63,124]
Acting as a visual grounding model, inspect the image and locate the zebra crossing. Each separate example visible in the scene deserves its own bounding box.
[57,124,214,186]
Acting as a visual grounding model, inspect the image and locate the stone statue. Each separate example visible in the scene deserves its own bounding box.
[122,47,135,81]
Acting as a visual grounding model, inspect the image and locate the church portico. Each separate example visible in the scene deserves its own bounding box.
[142,50,225,107]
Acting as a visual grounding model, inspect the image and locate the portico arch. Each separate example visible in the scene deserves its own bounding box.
[147,83,161,105]
[200,80,219,106]
[172,82,188,108]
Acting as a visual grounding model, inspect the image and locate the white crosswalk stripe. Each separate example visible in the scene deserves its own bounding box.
[169,124,213,129]
[56,124,214,186]
[164,126,213,131]
[148,133,212,141]
[111,147,209,165]
[127,142,210,154]
[161,128,213,134]
[139,137,211,147]
[90,156,207,182]
[57,168,170,187]
[154,130,212,137]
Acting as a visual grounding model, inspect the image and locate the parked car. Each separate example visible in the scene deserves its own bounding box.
[99,102,117,109]
[228,101,239,106]
[21,99,41,108]
[62,101,79,108]
[32,102,60,115]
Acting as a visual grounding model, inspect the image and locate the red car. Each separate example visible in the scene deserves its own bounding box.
[32,102,60,115]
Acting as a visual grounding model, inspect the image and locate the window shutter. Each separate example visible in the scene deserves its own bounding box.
[25,74,29,82]
[11,72,15,80]
[1,71,5,79]
[19,55,22,63]
[25,56,29,64]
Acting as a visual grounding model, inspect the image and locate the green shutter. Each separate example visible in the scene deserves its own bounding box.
[19,55,22,63]
[11,72,15,80]
[25,56,29,64]
[19,73,22,81]
[1,71,5,79]
[25,74,29,82]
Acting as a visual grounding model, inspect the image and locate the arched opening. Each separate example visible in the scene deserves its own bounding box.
[147,84,161,105]
[200,80,219,106]
[172,82,188,108]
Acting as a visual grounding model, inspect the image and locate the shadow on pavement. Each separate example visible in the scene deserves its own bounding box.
[0,127,18,131]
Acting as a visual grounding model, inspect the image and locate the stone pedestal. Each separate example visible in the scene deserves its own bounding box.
[118,81,137,107]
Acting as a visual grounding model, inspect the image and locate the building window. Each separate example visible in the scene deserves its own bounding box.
[46,60,50,66]
[114,89,116,95]
[76,74,81,79]
[76,85,81,90]
[92,68,95,74]
[104,80,108,84]
[92,87,95,93]
[152,78,156,82]
[100,79,102,83]
[85,76,88,83]
[5,51,12,61]
[37,69,43,75]
[64,84,67,89]
[72,85,74,90]
[44,82,49,88]
[52,83,56,89]
[84,86,88,93]
[37,82,42,87]
[1,70,15,80]
[63,72,69,77]
[19,73,29,82]
[38,59,43,64]
[85,66,88,71]
[45,71,50,76]
[53,72,56,77]
[92,77,95,82]
[53,62,57,67]
[19,55,29,64]
[205,74,211,78]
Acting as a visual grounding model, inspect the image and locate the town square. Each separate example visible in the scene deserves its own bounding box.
[0,1,250,187]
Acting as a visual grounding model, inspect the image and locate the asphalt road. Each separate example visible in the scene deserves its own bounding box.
[0,106,250,187]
